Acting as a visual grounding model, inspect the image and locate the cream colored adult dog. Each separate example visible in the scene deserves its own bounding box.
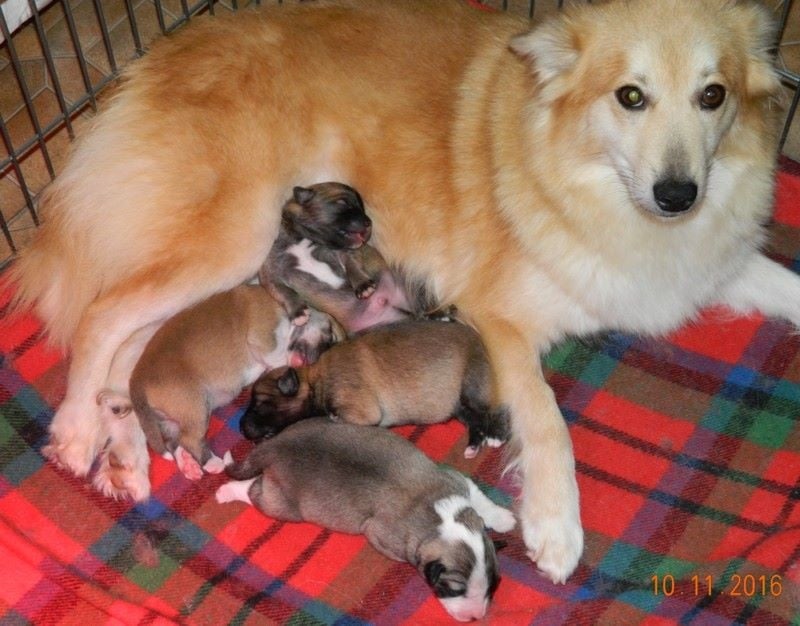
[8,0,791,584]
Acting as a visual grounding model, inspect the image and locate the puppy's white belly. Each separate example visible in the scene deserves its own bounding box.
[287,239,345,289]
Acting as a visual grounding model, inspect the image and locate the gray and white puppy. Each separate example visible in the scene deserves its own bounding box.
[239,319,509,458]
[97,285,337,480]
[263,182,412,335]
[215,418,516,622]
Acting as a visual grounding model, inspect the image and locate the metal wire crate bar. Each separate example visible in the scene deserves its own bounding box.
[0,0,798,268]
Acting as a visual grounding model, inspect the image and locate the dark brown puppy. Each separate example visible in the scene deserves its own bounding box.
[240,320,508,458]
[263,182,412,335]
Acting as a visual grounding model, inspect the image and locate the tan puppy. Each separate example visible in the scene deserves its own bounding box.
[8,0,789,583]
[239,320,509,458]
[98,285,337,482]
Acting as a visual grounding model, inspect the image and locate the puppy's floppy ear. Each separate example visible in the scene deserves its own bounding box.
[731,1,781,99]
[277,368,300,396]
[423,560,446,587]
[510,15,580,84]
[293,186,316,206]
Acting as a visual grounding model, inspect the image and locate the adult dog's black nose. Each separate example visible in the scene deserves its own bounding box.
[653,179,698,214]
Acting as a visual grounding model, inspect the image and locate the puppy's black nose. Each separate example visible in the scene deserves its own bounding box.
[346,215,371,234]
[653,179,698,214]
[342,216,372,246]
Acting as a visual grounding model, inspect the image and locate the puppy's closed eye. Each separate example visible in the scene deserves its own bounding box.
[434,580,467,598]
[424,560,467,598]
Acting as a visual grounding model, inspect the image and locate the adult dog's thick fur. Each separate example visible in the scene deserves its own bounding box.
[8,0,793,584]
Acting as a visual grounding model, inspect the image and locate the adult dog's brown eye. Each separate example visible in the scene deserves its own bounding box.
[615,85,646,110]
[700,84,726,109]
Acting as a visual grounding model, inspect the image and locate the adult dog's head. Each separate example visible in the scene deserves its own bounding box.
[511,0,782,220]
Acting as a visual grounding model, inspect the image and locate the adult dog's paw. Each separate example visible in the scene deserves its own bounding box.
[521,513,583,584]
[94,409,151,501]
[45,402,104,477]
[93,448,151,502]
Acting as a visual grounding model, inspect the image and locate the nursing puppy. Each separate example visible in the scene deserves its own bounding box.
[239,319,508,458]
[265,182,412,334]
[98,285,337,480]
[216,418,516,622]
[9,0,791,583]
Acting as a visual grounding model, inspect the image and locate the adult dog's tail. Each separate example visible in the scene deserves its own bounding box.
[5,184,99,350]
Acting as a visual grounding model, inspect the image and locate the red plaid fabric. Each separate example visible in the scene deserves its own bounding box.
[1,166,798,624]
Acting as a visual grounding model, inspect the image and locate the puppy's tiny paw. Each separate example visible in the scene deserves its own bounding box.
[215,479,254,505]
[484,507,516,533]
[175,446,203,481]
[356,281,376,299]
[463,445,480,459]
[203,453,226,475]
[215,483,236,504]
[485,437,505,449]
[290,306,310,326]
[222,450,234,467]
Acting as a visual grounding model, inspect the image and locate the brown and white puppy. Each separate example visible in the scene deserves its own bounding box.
[8,0,788,583]
[239,319,508,458]
[264,182,412,334]
[216,418,516,622]
[98,285,337,480]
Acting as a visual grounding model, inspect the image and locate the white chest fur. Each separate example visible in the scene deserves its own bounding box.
[287,239,345,289]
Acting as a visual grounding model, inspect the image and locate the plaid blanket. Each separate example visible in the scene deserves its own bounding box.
[1,164,799,625]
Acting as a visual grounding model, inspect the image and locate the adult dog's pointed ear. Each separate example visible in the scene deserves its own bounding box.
[730,1,781,100]
[510,15,580,86]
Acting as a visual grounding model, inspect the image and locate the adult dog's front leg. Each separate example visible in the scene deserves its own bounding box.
[716,253,800,326]
[45,271,231,477]
[94,323,160,501]
[44,295,147,476]
[478,318,583,583]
